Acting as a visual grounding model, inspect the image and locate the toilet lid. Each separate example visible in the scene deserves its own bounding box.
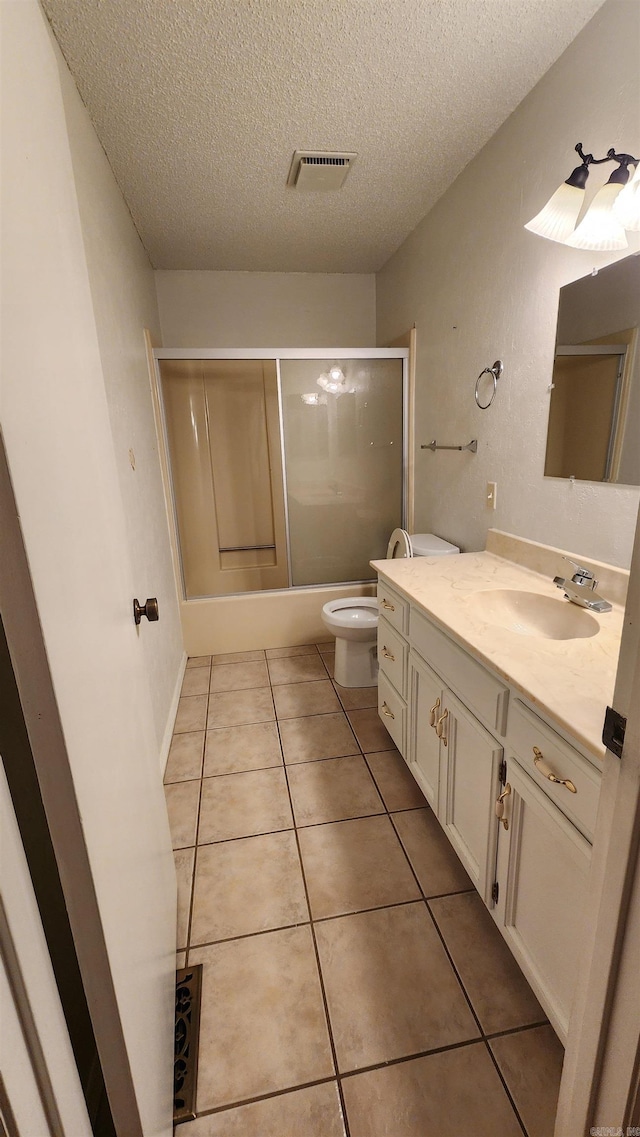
[386,528,412,559]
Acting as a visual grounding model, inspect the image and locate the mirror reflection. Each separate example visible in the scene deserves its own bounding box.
[544,254,640,485]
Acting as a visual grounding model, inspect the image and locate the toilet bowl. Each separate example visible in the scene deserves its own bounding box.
[321,597,379,688]
[321,531,460,688]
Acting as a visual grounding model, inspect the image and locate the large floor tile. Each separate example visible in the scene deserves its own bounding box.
[342,1042,522,1137]
[164,731,205,783]
[429,891,545,1034]
[333,683,378,710]
[187,656,211,669]
[209,660,269,692]
[347,708,394,752]
[273,679,341,719]
[183,1081,345,1137]
[299,815,420,919]
[174,846,195,951]
[287,755,384,827]
[391,808,473,896]
[207,687,275,729]
[268,654,328,684]
[203,721,282,776]
[279,712,358,764]
[321,651,335,677]
[266,644,320,658]
[191,926,334,1111]
[315,903,479,1071]
[190,830,308,944]
[198,767,293,843]
[181,666,211,698]
[490,1024,564,1137]
[317,640,335,653]
[212,649,265,664]
[366,750,427,811]
[165,779,200,849]
[174,694,208,734]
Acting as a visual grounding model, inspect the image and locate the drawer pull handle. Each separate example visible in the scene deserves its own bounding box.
[435,708,449,746]
[429,697,441,727]
[495,783,512,830]
[381,599,395,611]
[533,747,577,793]
[381,702,395,720]
[382,647,396,661]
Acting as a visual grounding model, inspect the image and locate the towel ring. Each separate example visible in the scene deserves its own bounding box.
[475,360,504,410]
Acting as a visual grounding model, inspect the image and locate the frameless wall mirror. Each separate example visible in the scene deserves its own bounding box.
[544,253,640,485]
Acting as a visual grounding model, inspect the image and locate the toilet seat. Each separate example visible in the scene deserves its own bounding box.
[322,597,378,633]
[386,528,412,559]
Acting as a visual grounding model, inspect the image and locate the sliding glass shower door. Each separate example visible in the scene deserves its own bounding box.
[279,357,404,586]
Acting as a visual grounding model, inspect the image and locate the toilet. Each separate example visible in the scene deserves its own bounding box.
[322,530,460,687]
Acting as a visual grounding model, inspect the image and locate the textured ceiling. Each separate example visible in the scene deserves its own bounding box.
[42,0,605,272]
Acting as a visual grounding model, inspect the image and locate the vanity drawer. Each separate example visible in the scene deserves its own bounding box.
[377,582,409,636]
[378,672,406,756]
[377,617,407,698]
[508,700,601,842]
[410,608,509,736]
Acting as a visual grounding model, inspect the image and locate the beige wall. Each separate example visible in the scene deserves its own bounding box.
[376,0,640,569]
[155,269,376,346]
[59,54,184,755]
[1,4,179,1131]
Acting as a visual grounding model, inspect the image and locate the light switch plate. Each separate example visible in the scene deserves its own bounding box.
[486,482,497,510]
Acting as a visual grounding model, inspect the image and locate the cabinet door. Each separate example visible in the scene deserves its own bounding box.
[494,758,591,1043]
[438,689,503,905]
[407,650,443,811]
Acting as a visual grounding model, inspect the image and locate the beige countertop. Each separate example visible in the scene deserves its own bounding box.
[371,546,624,763]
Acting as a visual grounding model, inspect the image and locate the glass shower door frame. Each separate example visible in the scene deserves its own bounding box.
[153,347,409,598]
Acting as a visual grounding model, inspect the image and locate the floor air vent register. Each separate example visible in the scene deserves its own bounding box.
[174,964,202,1125]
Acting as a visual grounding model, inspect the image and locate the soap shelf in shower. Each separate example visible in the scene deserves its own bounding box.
[421,439,478,453]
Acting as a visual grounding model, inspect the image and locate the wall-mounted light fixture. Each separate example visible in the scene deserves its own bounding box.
[525,143,640,250]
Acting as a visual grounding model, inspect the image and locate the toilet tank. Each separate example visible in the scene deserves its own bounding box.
[411,533,460,556]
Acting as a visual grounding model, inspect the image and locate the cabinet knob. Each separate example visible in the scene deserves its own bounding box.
[381,599,395,611]
[381,702,395,720]
[429,697,441,727]
[133,597,159,625]
[495,783,512,830]
[532,747,577,793]
[382,647,396,662]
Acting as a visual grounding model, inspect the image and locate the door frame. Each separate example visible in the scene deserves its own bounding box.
[556,498,640,1133]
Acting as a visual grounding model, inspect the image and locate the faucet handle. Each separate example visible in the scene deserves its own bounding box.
[562,557,596,587]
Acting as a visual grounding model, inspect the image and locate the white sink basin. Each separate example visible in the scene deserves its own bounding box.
[469,589,599,640]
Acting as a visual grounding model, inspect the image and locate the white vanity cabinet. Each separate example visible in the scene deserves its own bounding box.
[493,755,592,1040]
[407,650,503,904]
[376,574,603,1042]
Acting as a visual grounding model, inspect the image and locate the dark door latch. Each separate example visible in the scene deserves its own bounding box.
[133,598,159,625]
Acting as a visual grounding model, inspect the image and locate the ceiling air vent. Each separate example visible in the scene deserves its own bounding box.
[287,150,357,191]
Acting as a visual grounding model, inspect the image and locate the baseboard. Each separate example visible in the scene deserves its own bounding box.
[160,652,187,776]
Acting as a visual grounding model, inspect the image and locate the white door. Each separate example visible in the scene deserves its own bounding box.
[1,762,93,1137]
[1,4,177,1132]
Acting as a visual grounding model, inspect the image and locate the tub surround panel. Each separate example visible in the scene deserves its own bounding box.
[372,532,623,759]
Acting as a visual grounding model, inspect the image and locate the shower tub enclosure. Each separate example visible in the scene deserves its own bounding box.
[152,349,408,654]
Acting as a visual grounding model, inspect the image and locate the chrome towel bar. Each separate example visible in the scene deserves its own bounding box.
[421,439,478,453]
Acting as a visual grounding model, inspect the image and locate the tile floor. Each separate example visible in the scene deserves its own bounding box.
[165,643,564,1137]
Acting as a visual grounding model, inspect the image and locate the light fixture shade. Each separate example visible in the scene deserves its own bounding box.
[524,182,586,243]
[613,162,640,231]
[566,182,628,250]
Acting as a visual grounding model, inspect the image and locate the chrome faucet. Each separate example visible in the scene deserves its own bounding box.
[553,557,612,612]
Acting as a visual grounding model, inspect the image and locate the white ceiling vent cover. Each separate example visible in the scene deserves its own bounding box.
[287,150,357,191]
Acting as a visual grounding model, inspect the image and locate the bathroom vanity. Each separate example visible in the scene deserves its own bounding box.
[372,531,626,1044]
